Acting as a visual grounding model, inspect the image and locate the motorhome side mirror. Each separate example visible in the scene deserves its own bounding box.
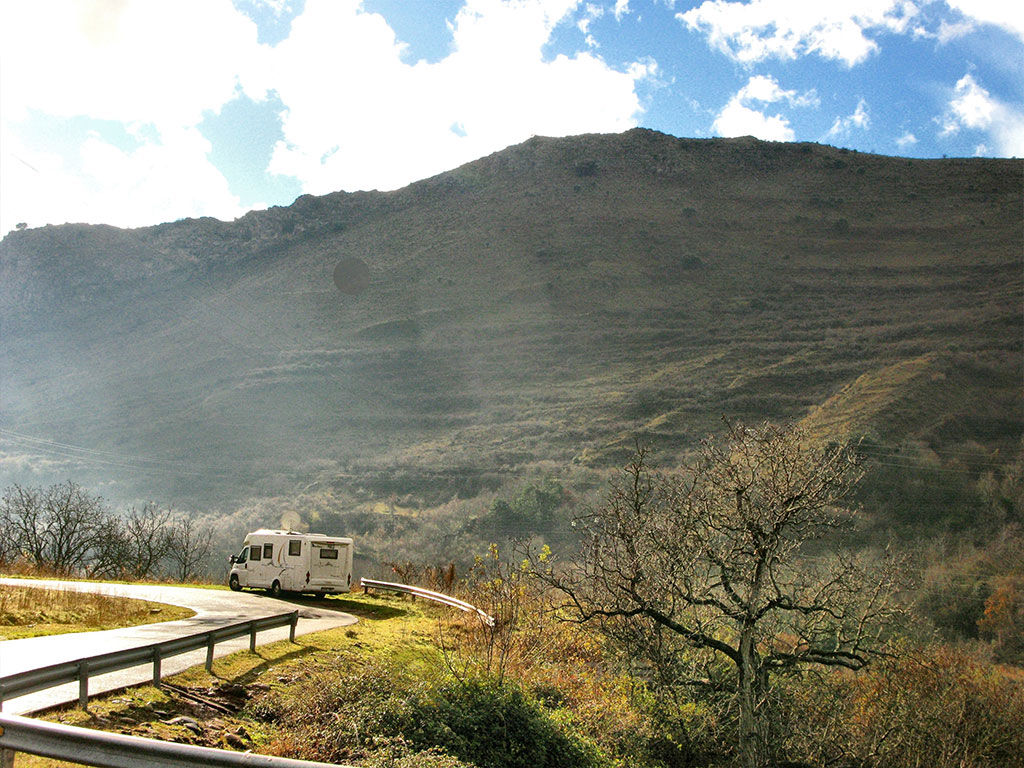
[229,555,237,564]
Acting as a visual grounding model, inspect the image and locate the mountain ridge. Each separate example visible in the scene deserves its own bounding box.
[1,129,1021,513]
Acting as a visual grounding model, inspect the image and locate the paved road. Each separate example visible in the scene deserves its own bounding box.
[0,578,357,714]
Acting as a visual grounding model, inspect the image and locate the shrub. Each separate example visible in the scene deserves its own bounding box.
[410,677,601,768]
[978,577,1024,663]
[779,643,1024,768]
[918,574,989,638]
[255,658,602,768]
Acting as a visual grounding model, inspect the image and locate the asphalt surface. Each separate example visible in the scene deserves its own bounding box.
[0,578,357,714]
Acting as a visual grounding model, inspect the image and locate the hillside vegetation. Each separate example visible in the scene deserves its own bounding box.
[0,130,1020,537]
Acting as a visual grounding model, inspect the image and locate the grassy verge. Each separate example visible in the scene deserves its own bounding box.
[16,585,649,767]
[0,584,195,640]
[18,592,437,766]
[11,586,1024,768]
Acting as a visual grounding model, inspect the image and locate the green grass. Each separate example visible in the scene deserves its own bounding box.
[23,592,436,767]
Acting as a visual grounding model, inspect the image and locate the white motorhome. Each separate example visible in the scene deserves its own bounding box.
[228,529,354,597]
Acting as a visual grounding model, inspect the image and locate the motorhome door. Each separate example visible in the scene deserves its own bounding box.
[248,540,275,587]
[311,540,343,582]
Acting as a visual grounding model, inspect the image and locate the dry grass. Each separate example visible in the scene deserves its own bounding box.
[0,583,193,640]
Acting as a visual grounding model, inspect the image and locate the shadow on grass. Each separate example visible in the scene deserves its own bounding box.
[277,594,409,621]
[222,644,320,686]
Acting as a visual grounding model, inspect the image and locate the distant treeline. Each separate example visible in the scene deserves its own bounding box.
[0,481,212,582]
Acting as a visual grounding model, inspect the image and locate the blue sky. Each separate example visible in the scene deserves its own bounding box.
[1,0,1021,234]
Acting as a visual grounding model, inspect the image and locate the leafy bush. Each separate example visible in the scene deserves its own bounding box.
[977,577,1024,663]
[471,478,568,539]
[411,677,601,768]
[254,658,602,768]
[365,741,478,768]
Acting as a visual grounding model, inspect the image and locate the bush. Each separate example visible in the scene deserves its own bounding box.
[978,577,1024,663]
[254,658,602,768]
[918,574,990,638]
[411,677,600,768]
[779,643,1024,768]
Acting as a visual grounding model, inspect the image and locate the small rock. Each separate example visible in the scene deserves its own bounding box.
[222,732,246,750]
[162,716,202,735]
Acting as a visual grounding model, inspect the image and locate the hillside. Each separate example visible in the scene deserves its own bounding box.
[1,129,1021,515]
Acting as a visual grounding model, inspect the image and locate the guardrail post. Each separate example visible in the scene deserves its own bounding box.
[152,647,162,688]
[77,662,89,709]
[289,611,298,643]
[205,635,215,673]
[0,746,15,768]
[249,620,257,653]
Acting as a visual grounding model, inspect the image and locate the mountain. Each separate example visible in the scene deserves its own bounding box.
[1,129,1021,513]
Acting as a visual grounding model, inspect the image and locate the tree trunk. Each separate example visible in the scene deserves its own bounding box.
[737,628,767,768]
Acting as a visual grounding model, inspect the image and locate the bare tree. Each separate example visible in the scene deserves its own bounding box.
[0,481,108,575]
[88,515,133,579]
[122,502,174,579]
[165,513,213,582]
[89,502,175,580]
[533,422,906,768]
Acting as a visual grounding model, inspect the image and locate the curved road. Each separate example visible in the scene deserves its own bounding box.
[0,578,357,714]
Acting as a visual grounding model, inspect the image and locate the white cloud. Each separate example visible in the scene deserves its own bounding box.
[933,19,975,43]
[1,123,247,232]
[245,0,295,15]
[714,101,794,140]
[679,0,920,66]
[895,131,917,149]
[939,74,1024,157]
[579,3,605,46]
[826,98,870,138]
[614,0,631,21]
[711,74,815,141]
[0,0,258,233]
[944,0,1024,43]
[266,0,651,194]
[1,0,653,232]
[0,0,263,130]
[949,74,995,129]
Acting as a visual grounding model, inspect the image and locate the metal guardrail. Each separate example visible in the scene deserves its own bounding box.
[360,578,494,625]
[0,609,361,767]
[0,611,299,710]
[0,712,348,767]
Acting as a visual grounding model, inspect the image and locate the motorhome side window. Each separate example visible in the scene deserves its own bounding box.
[319,548,339,560]
[288,540,301,556]
[249,545,261,561]
[263,543,273,559]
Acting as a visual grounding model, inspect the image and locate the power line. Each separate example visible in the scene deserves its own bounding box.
[0,429,235,478]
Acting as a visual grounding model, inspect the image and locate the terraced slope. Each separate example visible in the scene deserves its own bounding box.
[1,129,1020,510]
